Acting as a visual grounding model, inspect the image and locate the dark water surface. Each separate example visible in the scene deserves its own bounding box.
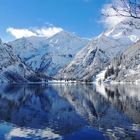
[0,83,139,140]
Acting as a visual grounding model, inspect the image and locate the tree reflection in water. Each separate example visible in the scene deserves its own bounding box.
[0,83,139,140]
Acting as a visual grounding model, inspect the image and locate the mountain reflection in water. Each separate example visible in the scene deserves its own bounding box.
[0,83,139,140]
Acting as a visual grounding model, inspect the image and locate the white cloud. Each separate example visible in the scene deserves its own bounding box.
[101,3,126,28]
[36,27,63,38]
[6,27,63,39]
[7,28,37,39]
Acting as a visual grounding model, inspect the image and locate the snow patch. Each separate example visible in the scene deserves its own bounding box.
[93,70,106,84]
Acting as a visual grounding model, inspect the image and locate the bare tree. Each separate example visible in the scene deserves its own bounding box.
[105,0,140,19]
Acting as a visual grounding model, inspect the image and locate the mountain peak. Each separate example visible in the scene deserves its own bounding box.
[8,31,89,76]
[58,18,140,80]
[105,18,140,42]
[49,30,81,40]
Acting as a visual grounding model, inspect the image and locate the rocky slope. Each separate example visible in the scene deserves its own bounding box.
[105,40,140,83]
[57,19,140,81]
[9,31,88,76]
[0,40,43,83]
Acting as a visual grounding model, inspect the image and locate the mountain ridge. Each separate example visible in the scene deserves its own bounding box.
[8,31,89,76]
[57,18,140,81]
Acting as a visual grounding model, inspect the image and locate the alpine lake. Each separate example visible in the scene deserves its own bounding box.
[0,83,139,140]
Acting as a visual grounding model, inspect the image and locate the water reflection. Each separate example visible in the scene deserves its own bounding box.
[0,83,139,140]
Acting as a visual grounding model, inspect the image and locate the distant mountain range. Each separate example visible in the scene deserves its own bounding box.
[1,18,140,83]
[8,31,88,76]
[58,18,140,82]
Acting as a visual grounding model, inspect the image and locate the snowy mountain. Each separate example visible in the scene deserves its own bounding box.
[105,40,140,83]
[0,40,40,83]
[8,31,88,76]
[57,18,140,81]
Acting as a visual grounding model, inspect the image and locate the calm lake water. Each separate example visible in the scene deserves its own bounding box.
[0,83,139,140]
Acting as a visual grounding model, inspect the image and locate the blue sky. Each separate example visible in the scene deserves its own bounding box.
[0,0,111,41]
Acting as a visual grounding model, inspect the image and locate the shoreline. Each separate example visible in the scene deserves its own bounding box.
[0,79,140,86]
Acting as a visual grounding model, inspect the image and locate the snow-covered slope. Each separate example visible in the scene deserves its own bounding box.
[57,18,140,81]
[105,40,140,83]
[0,41,38,83]
[9,31,88,76]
